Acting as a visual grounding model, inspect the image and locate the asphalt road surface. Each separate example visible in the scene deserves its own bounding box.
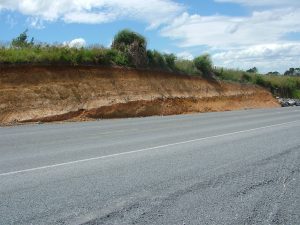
[1,107,300,225]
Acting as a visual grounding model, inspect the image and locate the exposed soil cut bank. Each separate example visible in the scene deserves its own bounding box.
[0,65,279,125]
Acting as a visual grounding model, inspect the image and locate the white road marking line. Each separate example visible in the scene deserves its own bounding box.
[1,120,299,177]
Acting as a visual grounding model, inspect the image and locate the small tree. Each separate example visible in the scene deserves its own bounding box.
[284,68,300,76]
[266,71,280,76]
[112,29,147,68]
[11,29,34,48]
[246,67,258,73]
[193,54,213,76]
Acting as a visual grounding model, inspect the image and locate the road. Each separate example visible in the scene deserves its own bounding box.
[0,107,300,225]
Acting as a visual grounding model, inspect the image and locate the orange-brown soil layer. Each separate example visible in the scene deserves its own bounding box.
[0,65,279,125]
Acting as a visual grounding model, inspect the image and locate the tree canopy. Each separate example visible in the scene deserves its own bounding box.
[284,68,300,76]
[11,29,34,48]
[266,71,280,76]
[246,67,258,73]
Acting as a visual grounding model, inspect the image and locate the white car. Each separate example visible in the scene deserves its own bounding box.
[287,99,296,106]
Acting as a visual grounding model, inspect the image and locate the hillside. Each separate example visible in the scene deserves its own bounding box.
[0,65,279,125]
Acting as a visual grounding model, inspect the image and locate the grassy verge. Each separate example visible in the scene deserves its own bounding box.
[214,68,300,98]
[0,46,129,66]
[0,45,203,77]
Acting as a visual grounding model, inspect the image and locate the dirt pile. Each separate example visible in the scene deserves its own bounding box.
[0,65,279,124]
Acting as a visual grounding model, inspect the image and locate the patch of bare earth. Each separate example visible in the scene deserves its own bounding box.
[0,65,279,125]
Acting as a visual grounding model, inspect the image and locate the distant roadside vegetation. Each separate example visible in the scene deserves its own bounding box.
[1,29,300,98]
[214,68,300,99]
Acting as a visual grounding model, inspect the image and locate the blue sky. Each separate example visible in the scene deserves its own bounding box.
[1,0,300,73]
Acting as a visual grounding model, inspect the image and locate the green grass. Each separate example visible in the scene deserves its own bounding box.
[214,68,247,82]
[292,90,300,98]
[175,59,200,76]
[0,46,129,66]
[0,45,198,75]
[214,67,300,98]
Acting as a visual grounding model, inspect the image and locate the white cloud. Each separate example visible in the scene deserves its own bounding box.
[63,11,116,24]
[26,17,45,29]
[212,43,300,73]
[63,38,86,48]
[161,8,300,48]
[0,0,184,28]
[160,5,300,72]
[174,0,300,72]
[177,51,194,60]
[215,0,300,7]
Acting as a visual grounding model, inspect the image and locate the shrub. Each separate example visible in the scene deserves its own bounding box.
[164,53,176,70]
[112,29,147,50]
[254,75,273,92]
[175,59,199,75]
[241,73,252,83]
[109,49,130,66]
[147,50,166,69]
[193,54,213,76]
[90,48,116,65]
[112,29,147,68]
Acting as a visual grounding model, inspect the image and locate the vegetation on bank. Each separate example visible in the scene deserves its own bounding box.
[215,68,300,98]
[1,29,300,98]
[0,29,206,76]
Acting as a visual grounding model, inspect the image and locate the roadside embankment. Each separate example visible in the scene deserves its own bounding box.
[0,65,280,125]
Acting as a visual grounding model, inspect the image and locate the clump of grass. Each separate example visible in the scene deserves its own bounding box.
[214,68,251,82]
[174,59,200,76]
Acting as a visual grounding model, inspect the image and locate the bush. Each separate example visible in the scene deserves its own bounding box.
[164,53,176,70]
[147,50,166,69]
[112,29,147,51]
[241,73,252,83]
[146,50,179,72]
[91,48,118,65]
[112,29,147,68]
[193,54,213,76]
[109,49,130,66]
[175,59,199,75]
